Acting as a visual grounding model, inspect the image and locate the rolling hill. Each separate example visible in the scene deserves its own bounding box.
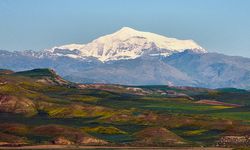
[0,68,250,147]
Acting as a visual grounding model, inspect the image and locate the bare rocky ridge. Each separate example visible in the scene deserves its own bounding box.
[133,127,186,146]
[77,137,108,145]
[0,95,36,115]
[52,137,73,145]
[216,136,250,147]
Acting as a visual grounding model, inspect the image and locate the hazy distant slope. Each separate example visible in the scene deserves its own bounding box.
[165,51,250,89]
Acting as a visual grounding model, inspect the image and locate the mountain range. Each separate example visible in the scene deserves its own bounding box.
[0,27,250,89]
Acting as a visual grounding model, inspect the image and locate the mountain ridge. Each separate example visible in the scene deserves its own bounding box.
[0,49,250,89]
[46,27,206,62]
[0,28,249,89]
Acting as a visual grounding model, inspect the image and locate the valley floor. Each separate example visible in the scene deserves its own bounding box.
[0,145,232,150]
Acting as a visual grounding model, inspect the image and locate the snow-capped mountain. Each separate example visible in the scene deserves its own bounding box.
[1,27,250,89]
[47,27,206,62]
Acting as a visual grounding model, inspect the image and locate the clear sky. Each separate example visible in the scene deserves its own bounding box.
[0,0,250,57]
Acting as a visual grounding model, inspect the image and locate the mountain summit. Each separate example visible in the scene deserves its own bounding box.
[1,28,249,89]
[48,27,206,62]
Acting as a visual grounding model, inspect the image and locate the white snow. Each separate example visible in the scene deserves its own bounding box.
[48,44,85,52]
[46,27,206,61]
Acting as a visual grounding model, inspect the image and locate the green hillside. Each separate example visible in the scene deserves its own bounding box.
[0,68,250,148]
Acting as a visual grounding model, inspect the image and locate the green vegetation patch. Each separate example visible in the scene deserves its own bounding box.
[81,126,127,134]
[183,129,208,136]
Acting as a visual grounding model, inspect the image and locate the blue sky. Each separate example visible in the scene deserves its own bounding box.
[0,0,250,57]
